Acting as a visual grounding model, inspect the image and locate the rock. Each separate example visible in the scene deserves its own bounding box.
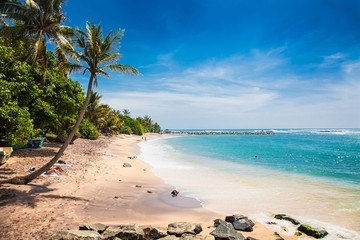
[214,219,228,227]
[79,223,108,234]
[158,236,177,240]
[171,190,179,197]
[123,163,132,167]
[274,214,300,225]
[210,221,245,240]
[143,226,168,239]
[50,230,102,240]
[297,224,328,239]
[167,222,202,237]
[232,219,254,232]
[245,237,258,240]
[102,224,145,240]
[225,215,247,223]
[180,234,215,240]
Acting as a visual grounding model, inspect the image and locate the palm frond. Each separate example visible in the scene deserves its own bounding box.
[106,64,140,75]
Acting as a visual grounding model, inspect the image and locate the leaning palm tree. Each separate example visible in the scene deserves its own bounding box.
[0,0,72,85]
[0,21,139,185]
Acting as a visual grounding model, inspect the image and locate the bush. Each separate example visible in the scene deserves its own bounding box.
[79,118,99,140]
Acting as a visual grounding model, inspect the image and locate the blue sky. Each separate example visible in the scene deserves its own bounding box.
[63,0,360,129]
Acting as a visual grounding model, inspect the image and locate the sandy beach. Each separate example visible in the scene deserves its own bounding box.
[0,134,298,240]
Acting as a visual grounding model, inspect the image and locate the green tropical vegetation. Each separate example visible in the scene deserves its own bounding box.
[0,0,161,185]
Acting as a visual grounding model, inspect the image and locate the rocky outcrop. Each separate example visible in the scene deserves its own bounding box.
[297,224,328,239]
[274,214,300,225]
[167,222,202,237]
[143,226,168,239]
[79,223,108,234]
[210,220,245,240]
[224,215,247,223]
[50,230,102,240]
[232,218,254,232]
[102,224,145,240]
[224,215,254,232]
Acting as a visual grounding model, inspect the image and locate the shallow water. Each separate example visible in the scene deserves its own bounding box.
[139,129,360,239]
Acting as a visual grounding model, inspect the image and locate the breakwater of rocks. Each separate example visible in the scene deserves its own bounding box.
[164,131,274,135]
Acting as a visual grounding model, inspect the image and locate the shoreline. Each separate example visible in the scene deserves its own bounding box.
[0,134,306,239]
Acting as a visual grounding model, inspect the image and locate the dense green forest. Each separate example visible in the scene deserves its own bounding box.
[0,36,160,146]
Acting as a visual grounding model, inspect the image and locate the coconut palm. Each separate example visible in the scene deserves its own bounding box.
[0,0,72,85]
[1,21,139,185]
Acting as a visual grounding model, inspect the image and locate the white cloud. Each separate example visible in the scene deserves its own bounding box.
[99,51,360,129]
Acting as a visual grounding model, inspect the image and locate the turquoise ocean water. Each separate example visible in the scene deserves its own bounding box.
[138,129,360,239]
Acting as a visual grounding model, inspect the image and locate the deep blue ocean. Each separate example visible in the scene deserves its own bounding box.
[139,129,360,239]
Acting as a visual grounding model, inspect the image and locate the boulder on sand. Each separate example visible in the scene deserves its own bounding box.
[102,224,145,240]
[79,223,108,234]
[167,222,202,237]
[210,220,245,240]
[143,226,168,239]
[232,218,255,232]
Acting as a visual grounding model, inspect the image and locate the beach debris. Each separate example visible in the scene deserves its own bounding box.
[102,224,145,240]
[136,185,142,188]
[232,218,255,232]
[50,230,102,240]
[79,223,108,234]
[147,190,153,194]
[114,196,119,199]
[123,162,132,167]
[297,224,328,239]
[274,214,300,225]
[294,231,302,236]
[171,190,179,197]
[167,222,203,237]
[210,220,245,240]
[128,156,137,159]
[143,226,168,239]
[58,160,66,164]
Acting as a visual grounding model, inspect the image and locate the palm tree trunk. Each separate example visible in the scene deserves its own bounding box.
[0,75,95,185]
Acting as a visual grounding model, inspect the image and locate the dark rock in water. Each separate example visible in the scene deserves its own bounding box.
[167,222,202,236]
[123,162,132,167]
[210,220,245,240]
[79,223,108,234]
[232,219,255,232]
[266,222,277,225]
[50,230,102,240]
[274,214,300,225]
[225,215,247,223]
[297,224,328,239]
[214,219,228,227]
[143,226,168,239]
[171,190,179,197]
[102,224,145,240]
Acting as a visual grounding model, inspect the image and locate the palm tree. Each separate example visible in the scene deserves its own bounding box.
[0,0,72,85]
[1,22,139,185]
[123,109,131,116]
